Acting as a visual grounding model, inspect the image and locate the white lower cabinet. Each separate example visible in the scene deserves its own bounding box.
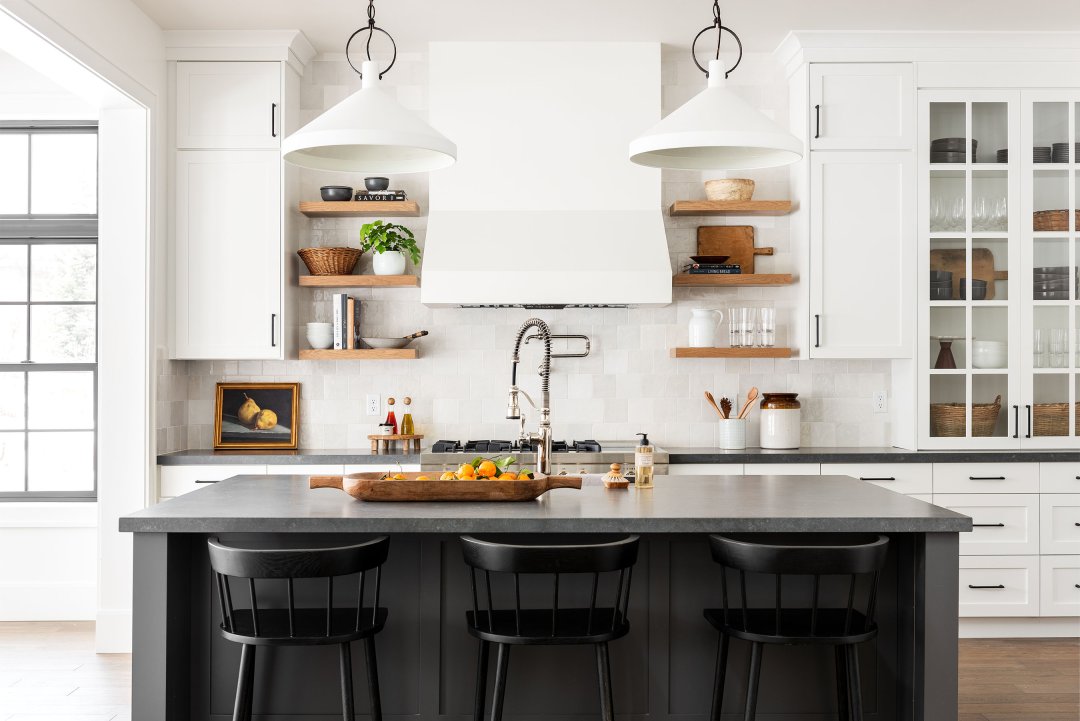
[932,463,1039,494]
[265,464,345,476]
[669,464,745,475]
[909,494,934,504]
[821,463,932,495]
[934,493,1039,556]
[1039,556,1080,616]
[1040,463,1080,493]
[345,464,420,474]
[1040,495,1080,555]
[742,463,820,476]
[158,464,267,500]
[959,556,1039,617]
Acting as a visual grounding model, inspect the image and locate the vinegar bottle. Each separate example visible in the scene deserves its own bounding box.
[634,432,654,489]
[384,397,398,435]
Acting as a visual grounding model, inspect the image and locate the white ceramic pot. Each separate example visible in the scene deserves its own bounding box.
[688,308,723,348]
[372,250,406,275]
[306,322,333,350]
[971,340,1007,369]
[717,418,747,450]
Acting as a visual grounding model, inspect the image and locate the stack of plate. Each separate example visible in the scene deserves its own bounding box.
[1033,146,1052,163]
[996,148,1009,163]
[930,270,953,300]
[1052,143,1071,163]
[931,137,975,163]
[1032,266,1075,300]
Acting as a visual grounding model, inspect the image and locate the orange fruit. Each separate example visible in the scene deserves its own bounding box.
[517,471,533,480]
[456,463,477,479]
[415,475,430,481]
[392,473,407,480]
[440,471,456,480]
[476,460,498,478]
[497,472,517,480]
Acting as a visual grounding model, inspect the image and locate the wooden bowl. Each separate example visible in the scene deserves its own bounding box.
[310,472,582,502]
[705,179,755,202]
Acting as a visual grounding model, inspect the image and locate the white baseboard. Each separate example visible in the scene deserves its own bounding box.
[0,582,95,621]
[95,608,132,653]
[960,617,1080,638]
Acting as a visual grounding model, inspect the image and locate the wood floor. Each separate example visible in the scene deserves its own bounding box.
[0,623,1074,720]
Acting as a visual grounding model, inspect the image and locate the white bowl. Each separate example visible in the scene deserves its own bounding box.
[306,323,334,350]
[971,341,1007,369]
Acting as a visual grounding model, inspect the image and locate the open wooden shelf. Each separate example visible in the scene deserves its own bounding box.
[673,273,794,287]
[671,347,793,359]
[669,200,792,217]
[299,201,421,217]
[299,348,418,360]
[299,275,419,287]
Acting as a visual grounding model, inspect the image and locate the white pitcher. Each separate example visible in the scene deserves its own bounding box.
[688,308,723,348]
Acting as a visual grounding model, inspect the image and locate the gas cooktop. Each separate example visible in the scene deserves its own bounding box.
[429,439,603,454]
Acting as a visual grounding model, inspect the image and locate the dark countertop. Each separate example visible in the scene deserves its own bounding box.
[157,448,420,465]
[120,474,971,534]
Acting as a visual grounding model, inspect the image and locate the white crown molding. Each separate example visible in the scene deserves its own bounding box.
[164,29,316,74]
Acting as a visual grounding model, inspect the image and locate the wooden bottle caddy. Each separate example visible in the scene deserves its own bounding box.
[368,434,424,453]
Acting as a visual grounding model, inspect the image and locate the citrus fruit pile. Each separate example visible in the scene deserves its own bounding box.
[384,456,534,482]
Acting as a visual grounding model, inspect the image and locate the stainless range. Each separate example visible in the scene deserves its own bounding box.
[420,439,670,477]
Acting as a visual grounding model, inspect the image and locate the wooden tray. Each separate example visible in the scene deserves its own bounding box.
[929,248,1008,300]
[310,472,582,502]
[697,226,774,274]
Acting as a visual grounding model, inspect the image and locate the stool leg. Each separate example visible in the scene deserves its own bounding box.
[845,644,864,721]
[233,644,255,721]
[490,643,511,721]
[364,636,383,721]
[710,633,729,721]
[473,640,489,721]
[744,641,762,721]
[339,642,355,721]
[595,642,615,721]
[835,645,850,721]
[243,644,256,721]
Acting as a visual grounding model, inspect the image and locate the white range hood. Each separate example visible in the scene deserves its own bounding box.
[421,42,672,307]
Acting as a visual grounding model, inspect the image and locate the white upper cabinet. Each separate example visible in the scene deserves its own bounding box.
[176,61,281,149]
[809,150,914,357]
[809,63,914,150]
[173,150,282,359]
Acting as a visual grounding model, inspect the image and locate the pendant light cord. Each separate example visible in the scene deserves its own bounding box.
[345,0,398,79]
[691,0,742,79]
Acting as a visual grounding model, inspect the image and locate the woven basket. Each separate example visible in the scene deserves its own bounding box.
[930,395,1001,437]
[297,247,362,276]
[1033,209,1080,232]
[1032,402,1080,437]
[705,178,755,201]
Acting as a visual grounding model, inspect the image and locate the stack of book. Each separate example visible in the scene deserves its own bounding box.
[354,190,408,202]
[682,262,741,275]
[331,293,363,349]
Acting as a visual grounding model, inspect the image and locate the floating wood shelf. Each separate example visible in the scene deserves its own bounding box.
[669,200,792,216]
[299,349,418,360]
[299,201,421,217]
[671,347,794,359]
[673,273,794,287]
[299,275,419,287]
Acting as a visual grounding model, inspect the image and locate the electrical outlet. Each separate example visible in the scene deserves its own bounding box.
[366,394,381,416]
[873,391,888,414]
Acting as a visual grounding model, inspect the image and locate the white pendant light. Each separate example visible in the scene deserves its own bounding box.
[282,1,456,173]
[629,2,802,170]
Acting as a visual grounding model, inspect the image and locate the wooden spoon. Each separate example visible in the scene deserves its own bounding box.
[704,391,726,419]
[736,386,760,420]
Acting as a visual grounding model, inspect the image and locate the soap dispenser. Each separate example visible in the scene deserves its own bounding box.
[634,433,654,489]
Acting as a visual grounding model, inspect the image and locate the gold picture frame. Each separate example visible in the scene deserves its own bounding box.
[213,382,300,450]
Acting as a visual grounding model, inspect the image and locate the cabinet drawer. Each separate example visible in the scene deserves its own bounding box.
[933,463,1038,494]
[821,463,931,495]
[176,61,281,149]
[1040,556,1080,617]
[959,556,1038,617]
[1040,495,1080,555]
[742,463,820,476]
[1040,463,1080,493]
[934,494,1039,555]
[158,464,267,498]
[265,464,345,477]
[669,464,745,476]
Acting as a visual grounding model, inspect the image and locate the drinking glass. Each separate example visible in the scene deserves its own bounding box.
[1034,328,1048,368]
[948,197,966,232]
[737,307,757,348]
[758,307,776,348]
[992,197,1008,231]
[728,305,743,347]
[972,197,988,231]
[930,196,944,232]
[1050,329,1067,368]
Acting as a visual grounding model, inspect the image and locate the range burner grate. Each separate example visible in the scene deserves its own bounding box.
[430,439,603,453]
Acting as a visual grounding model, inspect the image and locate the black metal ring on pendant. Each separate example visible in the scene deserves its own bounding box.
[345,0,398,80]
[690,1,743,79]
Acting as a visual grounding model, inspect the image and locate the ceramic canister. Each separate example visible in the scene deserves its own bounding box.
[758,393,801,449]
[717,418,747,450]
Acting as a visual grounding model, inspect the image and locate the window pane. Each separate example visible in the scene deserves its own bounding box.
[0,306,28,362]
[28,371,93,430]
[31,245,96,302]
[0,134,29,214]
[0,245,28,301]
[0,431,26,492]
[28,430,93,492]
[30,305,95,362]
[30,134,97,214]
[0,373,25,430]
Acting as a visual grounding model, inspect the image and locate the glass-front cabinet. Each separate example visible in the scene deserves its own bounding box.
[919,89,1080,448]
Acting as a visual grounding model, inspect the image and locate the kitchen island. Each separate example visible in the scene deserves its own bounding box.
[121,474,970,721]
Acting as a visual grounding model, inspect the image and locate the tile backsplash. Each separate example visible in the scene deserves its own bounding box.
[155,47,892,453]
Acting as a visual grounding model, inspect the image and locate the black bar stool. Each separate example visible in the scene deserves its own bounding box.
[704,533,889,721]
[207,536,390,721]
[460,534,640,721]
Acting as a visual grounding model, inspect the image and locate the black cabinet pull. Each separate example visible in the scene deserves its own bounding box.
[271,102,277,137]
[1012,405,1019,439]
[973,523,1005,528]
[271,313,277,347]
[814,314,821,348]
[814,104,821,139]
[967,584,1005,590]
[195,479,218,484]
[1074,522,1080,527]
[1075,584,1080,589]
[1025,404,1032,439]
[969,476,1005,481]
[860,477,895,481]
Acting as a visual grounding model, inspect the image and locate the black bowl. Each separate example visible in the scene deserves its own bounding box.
[929,270,953,283]
[320,185,353,202]
[365,177,390,192]
[930,287,953,301]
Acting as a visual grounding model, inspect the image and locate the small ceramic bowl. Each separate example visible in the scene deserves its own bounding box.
[320,186,353,202]
[365,177,390,192]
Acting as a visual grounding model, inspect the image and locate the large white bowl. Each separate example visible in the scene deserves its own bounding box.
[971,340,1007,369]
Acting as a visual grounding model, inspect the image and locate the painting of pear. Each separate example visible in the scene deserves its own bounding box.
[237,394,260,426]
[254,409,278,430]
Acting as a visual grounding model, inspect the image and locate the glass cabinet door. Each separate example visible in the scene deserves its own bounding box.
[1020,92,1080,446]
[920,91,1021,447]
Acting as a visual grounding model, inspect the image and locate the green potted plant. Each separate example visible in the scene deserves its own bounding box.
[360,220,421,276]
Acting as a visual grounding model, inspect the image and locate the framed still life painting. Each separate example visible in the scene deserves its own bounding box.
[213,382,300,450]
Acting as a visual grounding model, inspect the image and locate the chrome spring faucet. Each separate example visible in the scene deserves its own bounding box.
[506,318,553,475]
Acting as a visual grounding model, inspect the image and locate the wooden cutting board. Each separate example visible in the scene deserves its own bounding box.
[697,226,774,274]
[310,472,582,502]
[929,248,1008,300]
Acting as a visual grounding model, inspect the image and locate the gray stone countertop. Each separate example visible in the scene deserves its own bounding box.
[666,446,1080,463]
[157,448,420,465]
[120,474,971,534]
